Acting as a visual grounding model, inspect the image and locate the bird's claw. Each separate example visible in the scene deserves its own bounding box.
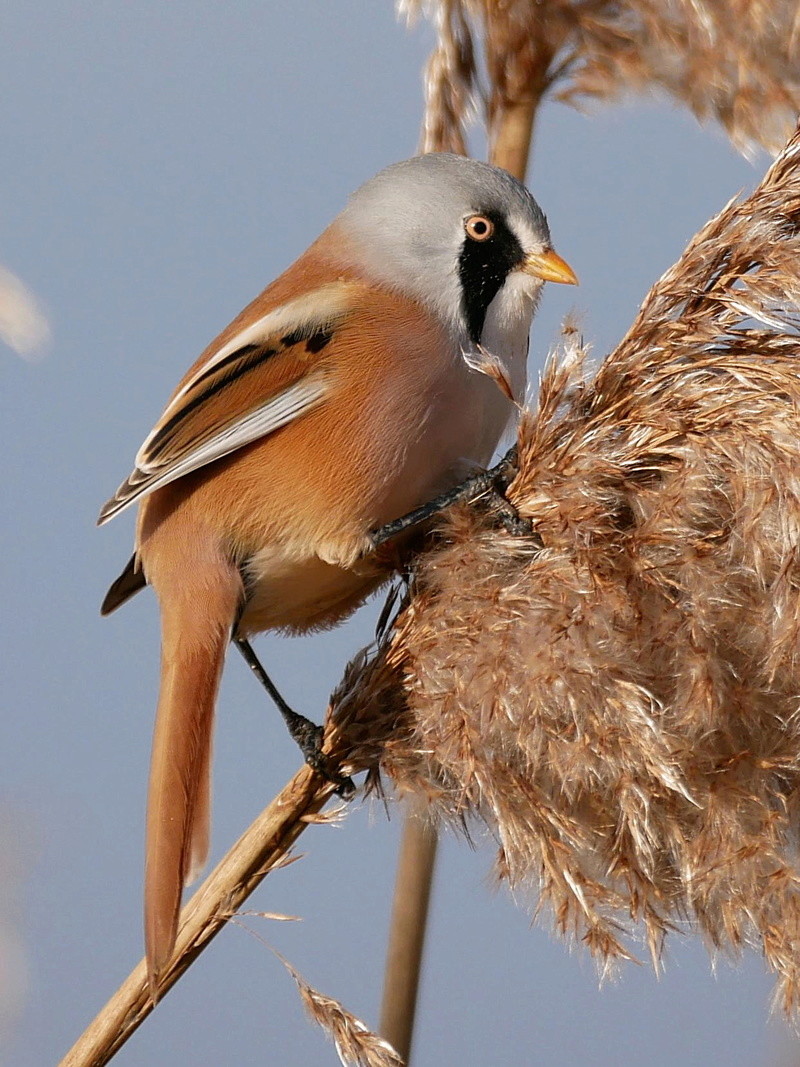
[495,504,534,538]
[291,718,355,797]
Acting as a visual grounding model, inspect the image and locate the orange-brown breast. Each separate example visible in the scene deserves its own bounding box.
[136,226,512,633]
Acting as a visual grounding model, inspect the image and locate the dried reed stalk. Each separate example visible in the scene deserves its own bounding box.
[403,0,800,157]
[342,122,800,1015]
[379,50,542,1049]
[379,810,438,1063]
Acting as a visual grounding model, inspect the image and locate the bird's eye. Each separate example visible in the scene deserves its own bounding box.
[464,215,494,241]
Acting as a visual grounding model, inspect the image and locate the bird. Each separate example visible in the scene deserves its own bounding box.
[97,152,577,992]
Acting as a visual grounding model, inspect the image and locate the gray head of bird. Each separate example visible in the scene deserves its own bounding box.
[336,152,577,347]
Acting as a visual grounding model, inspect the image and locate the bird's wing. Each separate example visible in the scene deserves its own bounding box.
[100,553,147,615]
[97,281,355,524]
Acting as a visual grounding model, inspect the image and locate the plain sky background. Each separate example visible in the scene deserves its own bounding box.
[2,3,799,1065]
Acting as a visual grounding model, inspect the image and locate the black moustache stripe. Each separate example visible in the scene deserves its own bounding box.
[458,210,523,345]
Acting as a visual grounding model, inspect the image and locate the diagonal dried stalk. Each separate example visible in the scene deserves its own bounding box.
[58,767,338,1067]
[58,651,408,1067]
[341,122,800,1016]
[402,0,800,158]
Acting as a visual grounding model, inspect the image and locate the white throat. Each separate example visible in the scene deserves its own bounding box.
[474,271,541,403]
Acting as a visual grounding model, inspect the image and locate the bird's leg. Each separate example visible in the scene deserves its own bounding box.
[234,637,355,797]
[369,443,532,548]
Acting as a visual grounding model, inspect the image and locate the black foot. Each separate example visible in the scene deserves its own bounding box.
[369,443,530,548]
[488,488,534,537]
[283,712,356,797]
[490,443,520,492]
[235,638,355,797]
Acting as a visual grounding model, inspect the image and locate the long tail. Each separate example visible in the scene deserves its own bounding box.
[144,557,241,995]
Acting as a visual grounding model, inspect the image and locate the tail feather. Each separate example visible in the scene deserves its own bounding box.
[144,566,240,994]
[182,718,213,886]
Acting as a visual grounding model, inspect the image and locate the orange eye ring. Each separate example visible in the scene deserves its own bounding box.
[464,214,494,241]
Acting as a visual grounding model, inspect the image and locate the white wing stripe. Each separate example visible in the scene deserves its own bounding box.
[164,282,354,412]
[113,373,330,517]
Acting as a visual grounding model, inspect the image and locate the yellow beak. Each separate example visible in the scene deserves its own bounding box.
[518,248,578,286]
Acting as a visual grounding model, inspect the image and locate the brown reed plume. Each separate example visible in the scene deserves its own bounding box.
[390,2,800,1051]
[339,122,800,1015]
[403,0,800,160]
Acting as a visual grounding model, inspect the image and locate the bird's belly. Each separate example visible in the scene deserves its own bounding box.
[228,341,525,635]
[235,379,506,636]
[238,546,386,634]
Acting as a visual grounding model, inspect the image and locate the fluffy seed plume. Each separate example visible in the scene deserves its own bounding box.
[334,122,800,1015]
[231,912,404,1067]
[276,955,404,1067]
[402,0,800,157]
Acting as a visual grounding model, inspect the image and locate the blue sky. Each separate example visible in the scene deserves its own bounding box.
[1,3,795,1064]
